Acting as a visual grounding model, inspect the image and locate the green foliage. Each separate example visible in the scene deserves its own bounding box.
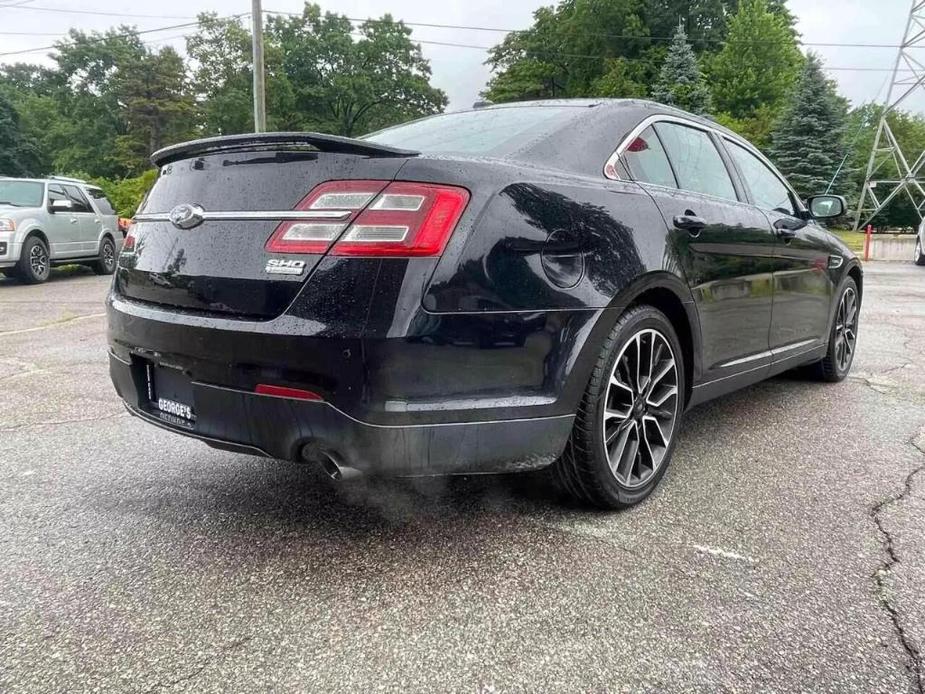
[266,7,446,136]
[0,92,43,176]
[0,3,446,180]
[88,170,159,217]
[651,26,712,115]
[843,104,925,229]
[768,54,848,199]
[708,0,802,147]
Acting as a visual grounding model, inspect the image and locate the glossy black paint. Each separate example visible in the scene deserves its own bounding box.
[107,99,861,474]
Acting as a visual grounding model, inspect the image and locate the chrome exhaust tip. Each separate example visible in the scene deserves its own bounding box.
[301,444,362,481]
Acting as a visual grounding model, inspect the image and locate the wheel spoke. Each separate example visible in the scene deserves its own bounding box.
[602,328,680,489]
[647,385,678,408]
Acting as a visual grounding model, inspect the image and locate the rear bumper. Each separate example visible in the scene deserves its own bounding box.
[110,351,573,474]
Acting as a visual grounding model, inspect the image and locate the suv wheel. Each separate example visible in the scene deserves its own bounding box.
[554,305,685,509]
[16,236,51,284]
[915,236,925,266]
[92,237,116,275]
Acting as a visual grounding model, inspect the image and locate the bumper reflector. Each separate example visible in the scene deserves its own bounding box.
[255,384,324,401]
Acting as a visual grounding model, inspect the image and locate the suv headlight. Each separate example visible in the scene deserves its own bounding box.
[0,219,15,232]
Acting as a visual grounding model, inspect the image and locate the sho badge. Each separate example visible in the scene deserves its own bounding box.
[265,258,306,275]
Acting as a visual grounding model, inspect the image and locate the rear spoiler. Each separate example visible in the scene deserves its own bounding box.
[151,132,419,166]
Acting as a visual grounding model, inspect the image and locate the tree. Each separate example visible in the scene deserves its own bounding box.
[482,0,760,104]
[266,6,446,136]
[112,46,196,171]
[0,92,42,176]
[651,26,712,114]
[709,0,803,146]
[768,54,848,199]
[186,14,259,135]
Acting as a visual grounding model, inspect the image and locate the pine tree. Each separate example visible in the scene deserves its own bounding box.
[651,26,712,115]
[769,53,848,199]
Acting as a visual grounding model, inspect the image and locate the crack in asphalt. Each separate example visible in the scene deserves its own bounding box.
[870,435,925,694]
[0,411,127,432]
[141,636,254,693]
[0,312,105,337]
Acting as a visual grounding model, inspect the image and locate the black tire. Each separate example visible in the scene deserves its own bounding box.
[813,277,860,382]
[553,305,686,509]
[915,236,925,266]
[91,236,116,275]
[15,235,51,284]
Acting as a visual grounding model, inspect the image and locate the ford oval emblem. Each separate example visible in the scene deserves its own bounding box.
[169,203,204,229]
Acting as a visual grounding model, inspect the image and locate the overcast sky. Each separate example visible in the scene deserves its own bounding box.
[0,0,919,113]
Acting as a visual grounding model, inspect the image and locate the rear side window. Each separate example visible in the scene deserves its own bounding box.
[363,106,583,156]
[621,126,676,188]
[655,122,738,202]
[87,188,116,216]
[62,185,92,213]
[726,140,797,216]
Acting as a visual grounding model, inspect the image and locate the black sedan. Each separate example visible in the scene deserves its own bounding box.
[107,99,861,509]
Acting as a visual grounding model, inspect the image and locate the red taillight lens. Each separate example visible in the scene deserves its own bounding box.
[265,180,389,254]
[122,226,136,253]
[265,180,469,258]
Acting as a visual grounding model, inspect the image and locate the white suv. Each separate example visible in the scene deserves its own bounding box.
[0,176,121,284]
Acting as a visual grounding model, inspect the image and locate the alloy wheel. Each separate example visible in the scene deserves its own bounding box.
[834,286,858,373]
[30,243,48,279]
[103,241,115,270]
[602,328,680,489]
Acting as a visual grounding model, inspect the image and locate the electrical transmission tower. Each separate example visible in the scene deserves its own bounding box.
[855,0,925,230]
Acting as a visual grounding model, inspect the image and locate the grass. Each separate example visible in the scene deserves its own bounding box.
[830,229,867,253]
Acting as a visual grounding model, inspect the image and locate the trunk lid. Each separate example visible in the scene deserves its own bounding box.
[115,134,416,320]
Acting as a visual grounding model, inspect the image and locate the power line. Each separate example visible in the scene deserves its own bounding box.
[0,14,249,57]
[0,2,194,19]
[271,10,925,51]
[339,32,925,73]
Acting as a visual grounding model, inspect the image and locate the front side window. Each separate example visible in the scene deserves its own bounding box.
[655,122,738,202]
[62,185,92,213]
[621,126,677,189]
[48,184,67,205]
[726,140,797,216]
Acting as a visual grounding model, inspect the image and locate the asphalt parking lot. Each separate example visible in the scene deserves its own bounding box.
[1,263,924,693]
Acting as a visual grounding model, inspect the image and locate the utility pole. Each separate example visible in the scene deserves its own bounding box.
[854,0,925,230]
[251,0,267,133]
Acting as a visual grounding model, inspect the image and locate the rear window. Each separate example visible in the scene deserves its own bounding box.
[87,188,117,216]
[363,106,585,156]
[0,180,44,208]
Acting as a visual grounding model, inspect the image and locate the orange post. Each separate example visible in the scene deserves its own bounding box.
[864,224,872,261]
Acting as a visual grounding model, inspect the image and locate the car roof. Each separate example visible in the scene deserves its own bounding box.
[0,177,97,187]
[452,98,748,178]
[474,98,741,140]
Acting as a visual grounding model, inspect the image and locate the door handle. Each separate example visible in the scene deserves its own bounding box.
[69,218,78,224]
[773,217,804,239]
[673,214,706,233]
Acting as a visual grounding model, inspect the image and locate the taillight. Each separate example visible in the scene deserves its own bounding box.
[122,226,136,253]
[265,180,469,257]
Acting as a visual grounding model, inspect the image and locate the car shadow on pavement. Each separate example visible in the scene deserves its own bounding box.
[87,373,819,542]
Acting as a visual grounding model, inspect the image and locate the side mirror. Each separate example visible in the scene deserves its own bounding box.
[806,194,846,220]
[50,199,73,213]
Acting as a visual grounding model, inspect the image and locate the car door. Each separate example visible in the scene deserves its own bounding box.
[619,119,776,385]
[62,184,101,255]
[722,139,835,355]
[45,184,82,258]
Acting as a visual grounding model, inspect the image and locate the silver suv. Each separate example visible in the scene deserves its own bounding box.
[0,176,121,284]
